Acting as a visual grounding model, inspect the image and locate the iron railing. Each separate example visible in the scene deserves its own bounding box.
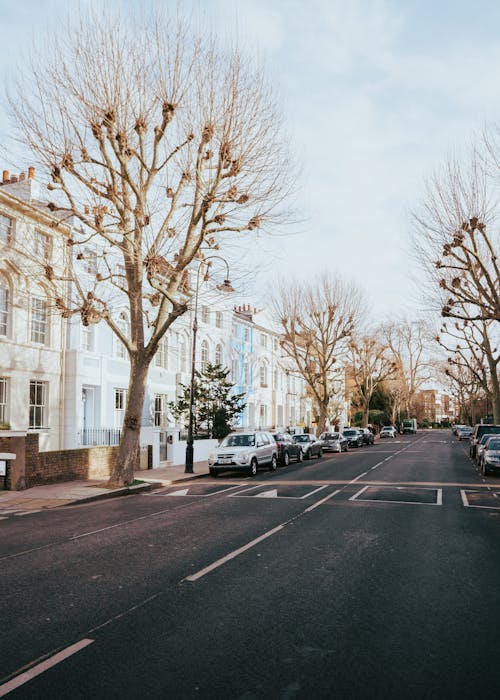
[78,428,121,446]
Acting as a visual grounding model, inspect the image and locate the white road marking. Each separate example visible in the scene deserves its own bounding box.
[168,489,189,496]
[303,489,341,512]
[183,524,285,582]
[0,639,94,697]
[256,489,278,498]
[350,485,442,506]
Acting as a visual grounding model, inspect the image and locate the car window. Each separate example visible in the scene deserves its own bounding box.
[221,434,255,447]
[486,439,500,450]
[294,435,307,442]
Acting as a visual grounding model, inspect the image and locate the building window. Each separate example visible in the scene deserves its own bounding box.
[154,394,167,426]
[244,327,250,342]
[201,305,209,324]
[0,214,13,244]
[200,340,209,372]
[180,336,187,372]
[34,230,52,260]
[155,336,169,369]
[0,282,9,337]
[259,404,267,427]
[114,388,127,427]
[215,343,222,366]
[30,296,48,345]
[216,311,223,329]
[273,368,278,389]
[244,358,250,385]
[232,354,239,383]
[273,338,279,352]
[260,363,268,388]
[0,377,8,424]
[81,323,94,352]
[83,248,97,274]
[260,333,267,348]
[114,312,129,359]
[29,380,47,429]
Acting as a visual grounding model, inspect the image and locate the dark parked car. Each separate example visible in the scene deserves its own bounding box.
[272,432,303,466]
[293,433,323,459]
[343,428,364,448]
[359,428,375,445]
[469,424,500,458]
[320,432,348,453]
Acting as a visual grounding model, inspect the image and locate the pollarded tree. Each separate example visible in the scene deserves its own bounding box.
[413,152,500,323]
[9,8,291,485]
[272,274,363,435]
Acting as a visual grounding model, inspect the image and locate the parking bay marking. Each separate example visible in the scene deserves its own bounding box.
[230,484,328,500]
[461,489,500,509]
[350,485,443,506]
[154,484,245,497]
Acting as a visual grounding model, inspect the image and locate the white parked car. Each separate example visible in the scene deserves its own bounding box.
[208,431,277,477]
[379,426,397,438]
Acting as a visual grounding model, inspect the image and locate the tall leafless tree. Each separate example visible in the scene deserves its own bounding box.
[413,152,500,323]
[381,319,433,417]
[271,274,363,435]
[9,9,292,485]
[347,334,397,427]
[436,316,500,423]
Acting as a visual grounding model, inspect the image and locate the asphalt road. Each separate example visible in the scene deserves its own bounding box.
[1,432,499,699]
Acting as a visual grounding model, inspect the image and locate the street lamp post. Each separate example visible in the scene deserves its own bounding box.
[185,256,233,474]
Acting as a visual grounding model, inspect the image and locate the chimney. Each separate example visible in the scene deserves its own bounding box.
[10,175,18,183]
[2,170,9,184]
[19,172,26,181]
[28,166,35,179]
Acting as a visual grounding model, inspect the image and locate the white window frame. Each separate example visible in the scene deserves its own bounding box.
[154,393,167,427]
[260,363,268,388]
[114,312,129,359]
[30,296,48,345]
[201,305,210,324]
[0,376,8,424]
[81,323,94,352]
[215,343,222,366]
[0,214,13,244]
[83,247,98,275]
[34,230,52,261]
[200,340,209,372]
[216,311,223,329]
[0,281,9,337]
[155,336,169,369]
[114,388,127,427]
[29,380,47,429]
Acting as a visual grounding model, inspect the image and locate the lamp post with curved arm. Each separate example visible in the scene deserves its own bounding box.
[185,256,233,474]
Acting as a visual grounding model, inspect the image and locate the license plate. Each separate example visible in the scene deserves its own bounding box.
[218,457,232,464]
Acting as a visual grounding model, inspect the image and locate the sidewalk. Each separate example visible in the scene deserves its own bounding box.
[0,461,210,516]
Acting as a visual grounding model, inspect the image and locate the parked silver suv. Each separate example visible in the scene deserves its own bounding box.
[208,431,278,477]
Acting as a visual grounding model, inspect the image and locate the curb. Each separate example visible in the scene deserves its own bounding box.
[66,481,153,506]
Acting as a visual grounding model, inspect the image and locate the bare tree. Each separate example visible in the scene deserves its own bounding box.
[347,334,397,427]
[436,317,500,423]
[271,274,363,435]
[381,319,433,416]
[413,152,500,323]
[9,9,291,485]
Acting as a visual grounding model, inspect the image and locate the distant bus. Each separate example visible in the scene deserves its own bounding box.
[402,418,418,434]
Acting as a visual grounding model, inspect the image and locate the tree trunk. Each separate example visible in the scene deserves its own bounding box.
[108,355,150,487]
[317,402,329,436]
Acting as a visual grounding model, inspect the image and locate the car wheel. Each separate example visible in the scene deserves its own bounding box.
[297,449,303,463]
[249,458,258,477]
[209,468,218,477]
[318,448,323,458]
[269,454,278,471]
[282,451,290,467]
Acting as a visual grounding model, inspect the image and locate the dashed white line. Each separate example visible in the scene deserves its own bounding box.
[0,639,94,697]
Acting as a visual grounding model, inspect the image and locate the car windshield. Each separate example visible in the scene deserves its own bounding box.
[480,434,495,444]
[343,430,357,435]
[221,434,255,447]
[486,439,500,450]
[323,433,339,439]
[294,435,310,442]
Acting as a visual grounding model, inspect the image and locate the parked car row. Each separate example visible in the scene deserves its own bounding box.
[208,426,383,477]
[453,423,500,477]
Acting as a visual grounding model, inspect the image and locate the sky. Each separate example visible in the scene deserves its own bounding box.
[2,0,500,315]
